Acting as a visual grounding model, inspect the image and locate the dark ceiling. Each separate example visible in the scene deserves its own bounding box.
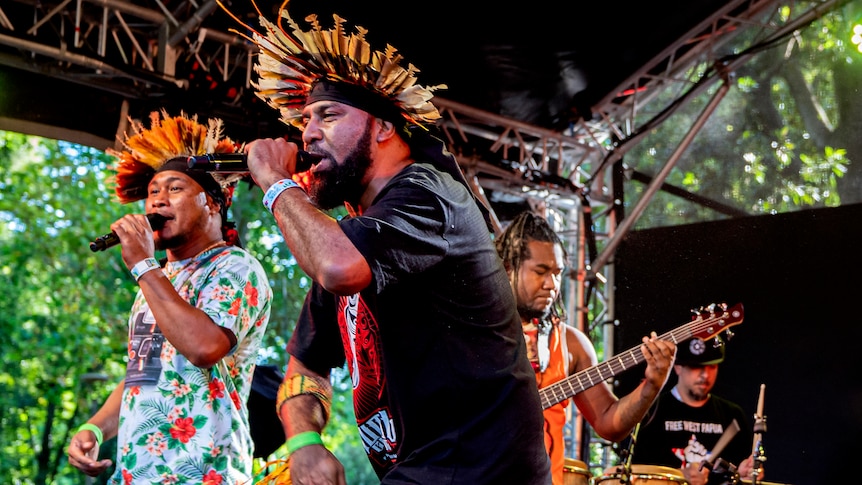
[0,0,752,143]
[0,0,838,228]
[249,0,736,130]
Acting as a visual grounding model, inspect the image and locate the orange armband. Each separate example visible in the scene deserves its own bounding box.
[276,374,332,423]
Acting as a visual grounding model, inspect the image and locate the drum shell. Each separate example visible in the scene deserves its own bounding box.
[563,458,591,485]
[596,464,688,485]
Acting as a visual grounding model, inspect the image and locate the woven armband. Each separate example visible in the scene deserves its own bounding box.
[276,374,332,423]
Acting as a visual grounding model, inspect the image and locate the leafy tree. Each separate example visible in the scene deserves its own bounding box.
[622,3,860,229]
[0,132,131,484]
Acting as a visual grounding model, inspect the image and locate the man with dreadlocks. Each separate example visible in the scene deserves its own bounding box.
[220,1,551,483]
[66,111,272,484]
[495,211,676,485]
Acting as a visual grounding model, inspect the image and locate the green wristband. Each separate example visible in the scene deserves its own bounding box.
[286,431,324,454]
[77,423,103,446]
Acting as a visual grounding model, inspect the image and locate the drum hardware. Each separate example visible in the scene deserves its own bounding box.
[609,422,641,484]
[749,384,767,485]
[601,424,689,485]
[709,457,739,485]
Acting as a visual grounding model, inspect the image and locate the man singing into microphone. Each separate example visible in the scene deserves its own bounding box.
[222,1,553,483]
[66,110,272,484]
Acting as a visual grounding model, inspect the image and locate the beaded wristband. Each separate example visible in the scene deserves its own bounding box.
[262,178,302,213]
[286,431,324,454]
[130,257,161,282]
[77,423,103,446]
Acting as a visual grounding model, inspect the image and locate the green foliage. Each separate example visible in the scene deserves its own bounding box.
[0,131,375,484]
[0,132,133,484]
[622,4,859,230]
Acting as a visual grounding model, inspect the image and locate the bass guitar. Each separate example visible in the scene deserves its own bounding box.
[538,302,744,410]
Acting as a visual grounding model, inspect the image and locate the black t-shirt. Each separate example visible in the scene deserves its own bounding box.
[629,389,752,485]
[287,162,551,484]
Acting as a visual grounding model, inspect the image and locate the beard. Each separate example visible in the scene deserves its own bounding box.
[684,381,712,401]
[308,120,374,210]
[517,302,550,322]
[686,388,708,401]
[155,233,188,251]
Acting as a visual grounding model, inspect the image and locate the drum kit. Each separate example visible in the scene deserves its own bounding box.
[559,383,789,485]
[564,460,688,485]
[562,459,791,485]
[558,353,789,484]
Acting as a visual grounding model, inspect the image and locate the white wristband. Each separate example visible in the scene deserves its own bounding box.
[130,257,161,282]
[263,178,303,213]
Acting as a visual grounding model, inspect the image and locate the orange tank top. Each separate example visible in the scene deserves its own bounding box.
[536,321,571,485]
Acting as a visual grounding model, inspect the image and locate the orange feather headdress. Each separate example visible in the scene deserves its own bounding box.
[107,110,241,204]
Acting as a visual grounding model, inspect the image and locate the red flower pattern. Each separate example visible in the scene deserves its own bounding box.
[169,417,196,443]
[116,248,271,482]
[244,282,259,306]
[202,469,224,485]
[228,297,241,316]
[209,379,226,401]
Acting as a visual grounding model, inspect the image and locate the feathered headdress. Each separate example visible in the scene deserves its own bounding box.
[107,110,241,204]
[217,0,447,130]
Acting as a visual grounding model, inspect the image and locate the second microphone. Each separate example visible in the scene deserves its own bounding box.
[186,151,323,174]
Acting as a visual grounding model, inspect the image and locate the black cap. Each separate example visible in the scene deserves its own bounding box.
[675,336,725,366]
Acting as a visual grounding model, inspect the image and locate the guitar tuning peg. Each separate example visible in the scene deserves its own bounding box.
[723,330,734,341]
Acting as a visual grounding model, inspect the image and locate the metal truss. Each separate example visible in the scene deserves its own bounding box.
[0,0,847,471]
[0,0,839,226]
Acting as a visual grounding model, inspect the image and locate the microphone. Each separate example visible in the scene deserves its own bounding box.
[186,151,323,174]
[89,213,167,252]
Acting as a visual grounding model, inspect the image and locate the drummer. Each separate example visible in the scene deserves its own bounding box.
[626,336,765,485]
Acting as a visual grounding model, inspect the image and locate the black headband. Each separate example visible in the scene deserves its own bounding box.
[158,157,227,208]
[307,79,406,125]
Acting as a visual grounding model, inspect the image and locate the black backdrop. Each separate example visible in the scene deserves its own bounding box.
[612,202,862,485]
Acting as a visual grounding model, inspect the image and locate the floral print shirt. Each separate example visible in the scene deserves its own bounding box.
[109,245,272,485]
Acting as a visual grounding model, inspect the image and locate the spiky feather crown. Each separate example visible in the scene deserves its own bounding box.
[218,0,447,130]
[107,110,240,204]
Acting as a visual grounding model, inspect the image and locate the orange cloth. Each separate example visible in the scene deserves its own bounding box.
[536,322,571,485]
